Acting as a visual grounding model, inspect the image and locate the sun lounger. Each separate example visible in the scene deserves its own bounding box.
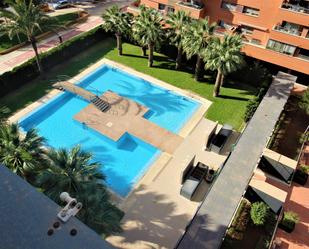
[180,163,208,200]
[210,124,233,154]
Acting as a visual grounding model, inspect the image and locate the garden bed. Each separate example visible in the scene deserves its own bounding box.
[268,95,309,160]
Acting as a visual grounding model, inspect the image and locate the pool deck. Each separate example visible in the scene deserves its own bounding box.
[8,58,234,249]
[74,91,183,154]
[107,118,239,249]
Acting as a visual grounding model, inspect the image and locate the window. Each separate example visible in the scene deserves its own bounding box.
[243,6,260,16]
[158,3,166,10]
[241,25,254,35]
[221,1,237,11]
[267,39,296,55]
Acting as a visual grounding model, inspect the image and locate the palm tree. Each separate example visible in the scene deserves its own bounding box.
[102,5,132,56]
[36,145,105,201]
[37,145,123,235]
[166,10,191,70]
[0,0,58,73]
[0,106,10,124]
[182,19,216,81]
[0,123,46,179]
[204,34,244,97]
[132,6,164,67]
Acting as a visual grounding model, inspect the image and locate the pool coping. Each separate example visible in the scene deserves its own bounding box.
[8,57,212,201]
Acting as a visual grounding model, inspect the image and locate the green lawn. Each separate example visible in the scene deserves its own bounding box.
[0,12,80,52]
[2,38,257,130]
[105,43,257,130]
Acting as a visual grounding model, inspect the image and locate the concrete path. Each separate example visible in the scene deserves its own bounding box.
[0,0,131,75]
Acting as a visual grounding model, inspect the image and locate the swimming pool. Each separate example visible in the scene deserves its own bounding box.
[19,65,200,197]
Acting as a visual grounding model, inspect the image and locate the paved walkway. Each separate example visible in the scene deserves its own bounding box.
[0,15,102,74]
[0,0,131,75]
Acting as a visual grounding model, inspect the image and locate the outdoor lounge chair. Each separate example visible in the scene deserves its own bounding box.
[210,124,233,154]
[180,162,208,200]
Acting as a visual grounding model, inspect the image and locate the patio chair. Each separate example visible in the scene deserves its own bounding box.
[210,124,233,154]
[180,162,208,200]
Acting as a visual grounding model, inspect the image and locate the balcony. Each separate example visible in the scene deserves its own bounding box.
[273,24,302,36]
[281,2,309,15]
[175,1,205,18]
[177,1,203,10]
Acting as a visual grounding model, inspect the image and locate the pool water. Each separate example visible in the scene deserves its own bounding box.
[20,65,200,197]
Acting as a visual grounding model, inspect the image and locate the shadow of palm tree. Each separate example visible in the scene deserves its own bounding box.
[113,184,193,248]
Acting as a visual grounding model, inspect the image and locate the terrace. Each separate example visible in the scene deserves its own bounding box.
[281,1,309,15]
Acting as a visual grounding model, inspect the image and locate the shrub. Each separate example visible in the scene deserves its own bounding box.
[299,88,309,115]
[243,75,272,122]
[244,99,260,122]
[250,202,270,226]
[300,165,309,174]
[227,198,251,240]
[0,26,110,97]
[279,211,299,233]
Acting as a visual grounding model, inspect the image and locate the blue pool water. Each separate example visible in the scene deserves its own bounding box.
[20,65,200,197]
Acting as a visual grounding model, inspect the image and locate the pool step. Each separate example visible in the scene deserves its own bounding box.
[91,96,110,112]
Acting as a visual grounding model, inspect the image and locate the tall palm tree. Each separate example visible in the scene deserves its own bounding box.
[0,0,58,73]
[37,145,123,235]
[182,19,216,81]
[102,5,132,56]
[166,10,191,70]
[204,34,244,97]
[0,123,46,179]
[132,6,164,67]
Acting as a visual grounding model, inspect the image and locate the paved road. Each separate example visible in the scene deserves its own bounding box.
[0,0,131,75]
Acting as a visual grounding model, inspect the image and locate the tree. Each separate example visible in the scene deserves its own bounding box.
[37,145,123,235]
[299,88,309,115]
[132,6,164,67]
[102,5,132,56]
[182,19,216,81]
[204,34,244,97]
[250,201,269,226]
[0,0,58,73]
[166,10,191,70]
[0,106,10,124]
[0,123,46,180]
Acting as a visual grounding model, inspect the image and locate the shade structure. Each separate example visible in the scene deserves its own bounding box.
[249,178,287,213]
[262,148,297,182]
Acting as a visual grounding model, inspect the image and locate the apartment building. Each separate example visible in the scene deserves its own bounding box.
[129,0,309,75]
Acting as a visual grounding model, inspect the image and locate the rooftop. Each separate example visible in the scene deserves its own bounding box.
[0,165,114,249]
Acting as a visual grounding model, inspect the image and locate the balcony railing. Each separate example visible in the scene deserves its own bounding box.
[177,1,204,10]
[281,3,309,14]
[273,25,301,36]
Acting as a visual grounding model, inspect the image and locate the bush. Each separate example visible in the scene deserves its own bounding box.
[299,88,309,115]
[244,75,272,122]
[227,198,251,240]
[300,165,309,174]
[250,202,270,226]
[0,26,110,97]
[279,211,299,233]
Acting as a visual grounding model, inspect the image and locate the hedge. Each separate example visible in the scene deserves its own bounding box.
[0,12,81,52]
[0,26,110,97]
[227,198,251,240]
[243,73,272,122]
